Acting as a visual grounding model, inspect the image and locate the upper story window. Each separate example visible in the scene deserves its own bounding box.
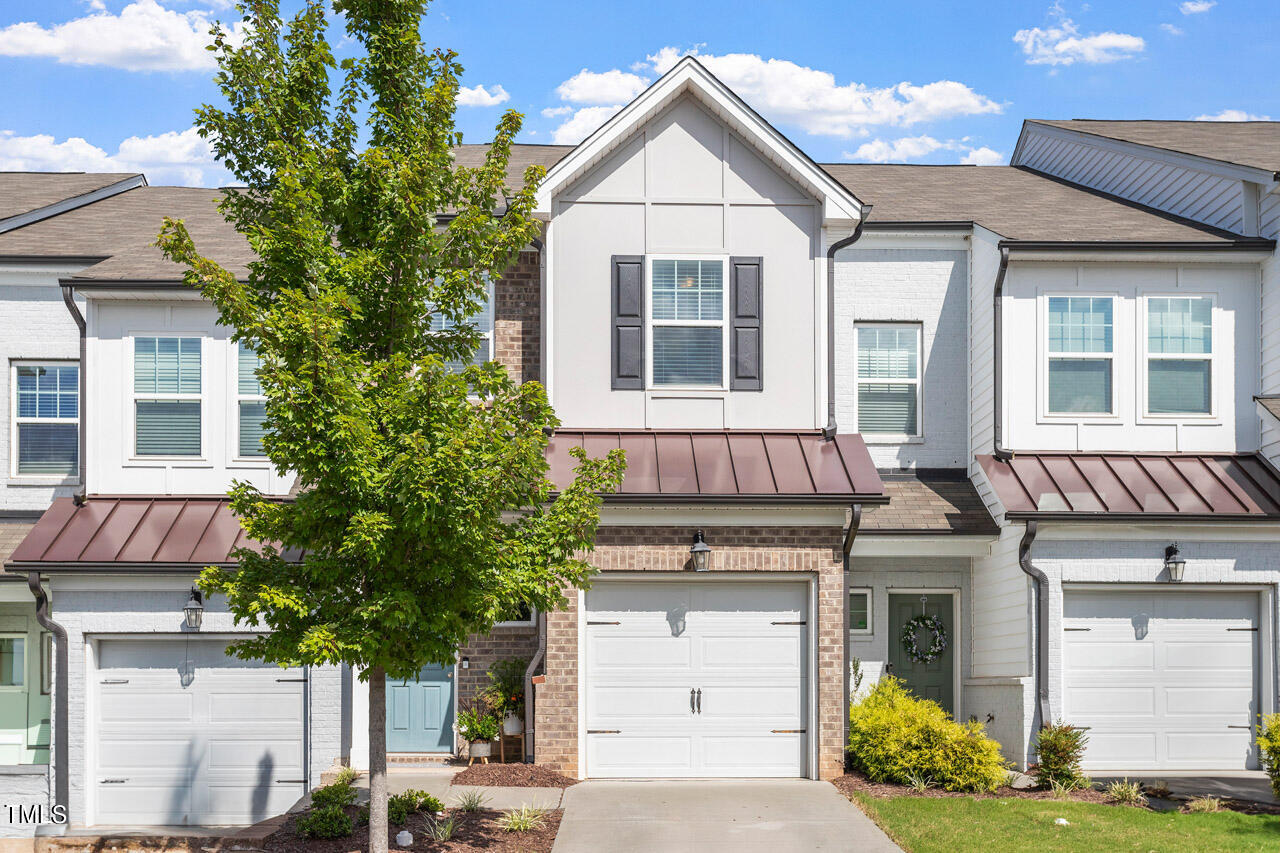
[134,336,201,457]
[12,363,78,477]
[855,324,920,436]
[650,258,725,387]
[1046,296,1113,415]
[237,341,267,457]
[429,279,494,371]
[1145,296,1213,416]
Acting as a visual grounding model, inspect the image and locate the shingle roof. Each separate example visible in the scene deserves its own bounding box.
[451,144,572,193]
[977,452,1280,520]
[1256,396,1280,423]
[1031,120,1280,174]
[860,474,999,534]
[0,185,252,282]
[820,164,1266,245]
[0,172,141,224]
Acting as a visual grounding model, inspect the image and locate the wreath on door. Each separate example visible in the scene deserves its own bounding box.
[901,614,948,664]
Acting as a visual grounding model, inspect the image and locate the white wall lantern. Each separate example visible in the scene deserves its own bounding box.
[183,588,205,629]
[689,529,711,572]
[1164,543,1186,582]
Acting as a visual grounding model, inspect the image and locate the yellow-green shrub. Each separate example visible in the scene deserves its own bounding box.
[847,676,1008,793]
[1257,713,1280,798]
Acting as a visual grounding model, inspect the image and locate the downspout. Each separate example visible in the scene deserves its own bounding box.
[1018,521,1051,730]
[28,572,68,821]
[991,247,1013,461]
[523,611,547,763]
[60,285,87,491]
[841,503,863,566]
[824,206,873,439]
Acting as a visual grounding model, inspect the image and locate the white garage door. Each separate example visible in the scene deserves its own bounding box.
[584,580,808,778]
[94,638,306,826]
[1063,589,1259,771]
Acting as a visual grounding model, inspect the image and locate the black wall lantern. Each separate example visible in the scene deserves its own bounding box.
[183,588,205,629]
[689,529,711,572]
[1164,543,1186,582]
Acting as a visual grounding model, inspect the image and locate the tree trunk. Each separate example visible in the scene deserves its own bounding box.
[368,667,388,853]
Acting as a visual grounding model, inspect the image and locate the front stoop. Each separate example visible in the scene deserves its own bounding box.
[387,753,456,767]
[26,816,285,853]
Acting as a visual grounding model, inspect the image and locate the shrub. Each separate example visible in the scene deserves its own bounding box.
[846,676,1008,793]
[426,816,457,841]
[455,789,489,812]
[310,780,357,809]
[1185,795,1222,813]
[497,805,546,832]
[297,805,353,839]
[332,766,359,787]
[1105,778,1147,806]
[388,788,445,824]
[481,658,529,717]
[1257,713,1280,799]
[1033,722,1089,788]
[1050,777,1088,800]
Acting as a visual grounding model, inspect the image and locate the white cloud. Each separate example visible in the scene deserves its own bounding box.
[456,84,509,107]
[1013,6,1145,66]
[0,0,247,72]
[1194,109,1272,121]
[1180,0,1216,14]
[844,136,1003,165]
[556,68,648,105]
[541,106,573,118]
[550,106,622,145]
[0,127,228,186]
[1159,23,1184,35]
[960,146,1004,166]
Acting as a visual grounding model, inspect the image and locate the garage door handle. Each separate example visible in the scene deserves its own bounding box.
[276,779,308,783]
[587,621,621,626]
[100,679,129,684]
[587,730,620,734]
[690,688,696,712]
[1228,725,1251,729]
[771,729,806,734]
[101,779,127,784]
[771,620,805,625]
[1063,628,1091,632]
[276,677,308,682]
[696,688,702,714]
[1227,627,1259,632]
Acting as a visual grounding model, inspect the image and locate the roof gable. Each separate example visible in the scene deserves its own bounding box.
[535,56,863,223]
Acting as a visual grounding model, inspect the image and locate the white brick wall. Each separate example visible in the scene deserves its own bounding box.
[0,767,51,837]
[833,243,969,469]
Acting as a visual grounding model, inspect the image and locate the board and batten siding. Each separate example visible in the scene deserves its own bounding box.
[1260,191,1280,465]
[547,95,823,430]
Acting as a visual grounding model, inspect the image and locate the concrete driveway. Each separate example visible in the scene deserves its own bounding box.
[551,780,901,853]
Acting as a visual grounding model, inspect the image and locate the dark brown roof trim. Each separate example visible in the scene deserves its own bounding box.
[858,527,999,536]
[1005,511,1280,524]
[7,561,244,574]
[0,255,108,266]
[597,493,889,506]
[861,221,974,231]
[61,278,194,289]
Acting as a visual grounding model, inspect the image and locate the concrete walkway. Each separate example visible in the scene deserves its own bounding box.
[552,780,901,853]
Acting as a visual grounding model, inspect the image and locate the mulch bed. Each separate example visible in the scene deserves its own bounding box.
[451,762,579,788]
[265,808,562,853]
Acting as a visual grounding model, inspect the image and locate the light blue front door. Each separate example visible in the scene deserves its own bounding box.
[386,663,455,753]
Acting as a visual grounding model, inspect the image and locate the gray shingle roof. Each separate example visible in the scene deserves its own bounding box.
[1031,120,1280,174]
[0,171,141,223]
[860,474,999,535]
[451,143,572,192]
[820,164,1263,244]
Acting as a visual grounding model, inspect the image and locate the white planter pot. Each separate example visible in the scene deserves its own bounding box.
[503,712,524,736]
[469,740,492,758]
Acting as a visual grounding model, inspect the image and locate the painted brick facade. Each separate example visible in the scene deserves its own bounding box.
[492,250,541,385]
[534,525,848,780]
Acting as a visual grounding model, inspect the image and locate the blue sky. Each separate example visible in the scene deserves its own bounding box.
[0,0,1275,185]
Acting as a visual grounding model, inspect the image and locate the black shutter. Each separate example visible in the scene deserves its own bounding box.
[729,256,763,391]
[611,255,645,390]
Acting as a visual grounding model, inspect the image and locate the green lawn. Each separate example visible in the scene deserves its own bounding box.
[853,793,1280,853]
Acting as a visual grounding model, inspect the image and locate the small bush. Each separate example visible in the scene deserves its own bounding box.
[1257,713,1280,799]
[297,805,353,839]
[388,788,445,824]
[905,773,934,793]
[497,805,546,832]
[310,780,357,810]
[426,816,457,841]
[1049,776,1089,800]
[846,677,1008,793]
[332,766,359,787]
[1105,778,1148,806]
[1185,795,1222,813]
[1033,722,1089,788]
[455,789,489,812]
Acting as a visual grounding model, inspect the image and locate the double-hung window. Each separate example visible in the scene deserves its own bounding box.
[855,324,920,435]
[1046,296,1114,415]
[134,337,202,456]
[429,279,494,371]
[13,363,78,476]
[237,341,267,457]
[649,258,725,387]
[1146,296,1213,415]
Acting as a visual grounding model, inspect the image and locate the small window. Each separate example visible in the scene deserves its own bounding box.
[134,337,202,456]
[429,279,494,371]
[0,636,24,688]
[237,341,267,457]
[1046,296,1113,415]
[1146,296,1213,415]
[855,325,920,435]
[497,602,536,627]
[13,363,78,476]
[849,589,872,634]
[650,258,725,387]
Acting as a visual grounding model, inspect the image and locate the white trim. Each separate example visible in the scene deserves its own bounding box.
[495,607,538,629]
[8,359,80,482]
[1039,292,1119,421]
[1138,291,1218,422]
[886,587,962,716]
[850,535,996,557]
[229,340,269,465]
[848,587,872,635]
[125,332,206,463]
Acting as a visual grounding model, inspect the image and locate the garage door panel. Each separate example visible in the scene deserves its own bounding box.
[700,685,801,720]
[1064,592,1154,620]
[1065,687,1155,716]
[692,583,805,618]
[202,781,300,825]
[591,635,692,668]
[97,739,198,769]
[1083,731,1158,766]
[1065,642,1153,670]
[206,739,304,771]
[700,634,800,670]
[589,685,699,721]
[589,582,691,615]
[701,735,802,776]
[1166,732,1253,764]
[1162,640,1253,671]
[96,785,194,825]
[208,691,303,723]
[587,735,693,773]
[1164,687,1254,718]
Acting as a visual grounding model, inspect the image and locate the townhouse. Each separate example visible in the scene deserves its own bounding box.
[0,56,1276,831]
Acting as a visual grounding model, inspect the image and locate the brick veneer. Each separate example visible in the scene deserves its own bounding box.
[535,525,847,780]
[454,624,539,750]
[493,250,541,384]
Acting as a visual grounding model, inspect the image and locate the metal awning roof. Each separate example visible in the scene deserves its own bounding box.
[977,452,1280,521]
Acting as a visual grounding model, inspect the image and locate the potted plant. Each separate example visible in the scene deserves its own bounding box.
[456,705,500,758]
[481,658,529,736]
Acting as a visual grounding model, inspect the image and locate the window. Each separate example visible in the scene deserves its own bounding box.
[13,363,78,476]
[849,589,872,634]
[237,341,267,457]
[1146,296,1213,415]
[855,325,920,435]
[650,258,725,387]
[0,636,24,688]
[497,602,536,627]
[429,279,494,371]
[134,337,202,456]
[1046,296,1113,415]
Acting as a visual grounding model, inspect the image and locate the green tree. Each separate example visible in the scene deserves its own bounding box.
[155,2,625,850]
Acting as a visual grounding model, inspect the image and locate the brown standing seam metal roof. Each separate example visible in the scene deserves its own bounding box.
[546,430,886,503]
[861,475,999,535]
[977,453,1280,520]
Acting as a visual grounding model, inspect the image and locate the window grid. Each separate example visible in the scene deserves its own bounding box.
[133,336,202,457]
[237,341,267,458]
[1045,296,1114,416]
[649,258,726,388]
[854,324,920,436]
[12,363,78,477]
[1145,295,1213,416]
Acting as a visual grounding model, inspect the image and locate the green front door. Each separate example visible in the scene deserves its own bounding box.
[888,593,955,716]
